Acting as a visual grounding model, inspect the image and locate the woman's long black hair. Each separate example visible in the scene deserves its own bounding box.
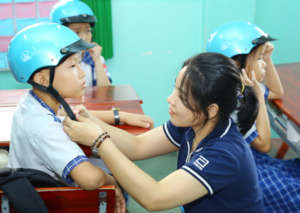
[231,46,261,134]
[179,52,258,134]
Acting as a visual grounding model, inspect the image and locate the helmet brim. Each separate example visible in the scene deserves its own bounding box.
[60,39,95,55]
[252,35,277,46]
[60,15,97,25]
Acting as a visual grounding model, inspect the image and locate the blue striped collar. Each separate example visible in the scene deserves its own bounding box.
[29,90,61,123]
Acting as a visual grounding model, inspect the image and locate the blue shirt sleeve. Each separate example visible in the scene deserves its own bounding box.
[181,143,239,196]
[259,83,269,100]
[163,120,187,148]
[62,155,89,184]
[243,122,258,144]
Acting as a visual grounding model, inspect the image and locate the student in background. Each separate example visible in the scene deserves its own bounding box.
[50,0,111,87]
[207,21,300,212]
[50,0,154,130]
[7,22,125,213]
[63,52,264,213]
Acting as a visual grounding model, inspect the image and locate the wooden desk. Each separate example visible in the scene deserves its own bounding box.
[268,63,300,157]
[0,85,148,155]
[0,84,142,107]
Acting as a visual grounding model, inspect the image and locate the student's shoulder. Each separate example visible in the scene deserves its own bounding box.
[206,129,246,158]
[17,103,64,138]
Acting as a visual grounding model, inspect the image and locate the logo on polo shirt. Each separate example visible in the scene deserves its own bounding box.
[193,155,209,170]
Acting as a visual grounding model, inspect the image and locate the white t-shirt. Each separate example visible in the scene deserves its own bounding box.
[80,56,111,87]
[8,91,88,184]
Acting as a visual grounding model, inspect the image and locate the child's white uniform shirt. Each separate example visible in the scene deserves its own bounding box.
[80,56,111,87]
[8,91,88,185]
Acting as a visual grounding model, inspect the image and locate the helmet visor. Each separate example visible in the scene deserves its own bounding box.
[60,39,95,55]
[60,15,97,25]
[252,35,277,45]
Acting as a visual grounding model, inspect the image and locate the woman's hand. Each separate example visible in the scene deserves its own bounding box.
[120,112,154,129]
[63,112,103,146]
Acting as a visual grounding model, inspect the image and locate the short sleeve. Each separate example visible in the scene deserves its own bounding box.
[181,145,238,195]
[32,121,87,184]
[258,83,269,100]
[243,122,258,144]
[100,56,112,83]
[163,120,187,148]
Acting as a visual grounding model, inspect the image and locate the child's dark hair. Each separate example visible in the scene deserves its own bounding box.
[179,52,258,134]
[231,43,262,69]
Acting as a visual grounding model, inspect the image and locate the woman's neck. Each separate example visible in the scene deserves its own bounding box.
[32,88,60,114]
[191,119,218,151]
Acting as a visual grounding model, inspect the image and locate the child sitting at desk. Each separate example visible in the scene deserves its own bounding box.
[6,23,127,212]
[207,21,300,212]
[50,0,111,87]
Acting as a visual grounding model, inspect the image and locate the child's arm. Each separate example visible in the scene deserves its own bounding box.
[88,42,111,86]
[59,106,154,129]
[90,109,154,129]
[242,70,271,153]
[70,161,115,189]
[70,161,126,212]
[263,42,284,99]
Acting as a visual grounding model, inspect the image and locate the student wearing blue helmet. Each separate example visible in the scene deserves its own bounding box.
[7,22,126,213]
[49,0,154,129]
[208,21,300,212]
[50,0,111,87]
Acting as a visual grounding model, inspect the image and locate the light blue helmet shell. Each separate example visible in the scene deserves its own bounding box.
[50,0,96,25]
[7,22,92,83]
[206,21,269,58]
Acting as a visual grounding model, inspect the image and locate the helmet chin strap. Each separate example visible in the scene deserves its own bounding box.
[29,67,77,121]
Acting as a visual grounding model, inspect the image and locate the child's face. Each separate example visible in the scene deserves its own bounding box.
[245,44,267,82]
[53,54,86,98]
[68,23,92,43]
[167,67,205,128]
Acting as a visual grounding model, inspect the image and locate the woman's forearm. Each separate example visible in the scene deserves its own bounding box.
[92,117,142,160]
[99,140,165,211]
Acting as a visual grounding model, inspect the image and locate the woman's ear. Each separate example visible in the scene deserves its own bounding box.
[32,68,50,87]
[207,103,219,120]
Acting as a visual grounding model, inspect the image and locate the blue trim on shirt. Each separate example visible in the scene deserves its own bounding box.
[264,86,269,100]
[245,130,258,144]
[82,51,112,85]
[30,90,62,123]
[62,155,89,184]
[82,51,97,86]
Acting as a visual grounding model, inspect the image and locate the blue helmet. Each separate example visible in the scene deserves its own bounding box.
[8,22,94,121]
[206,21,275,58]
[8,22,94,83]
[50,0,96,26]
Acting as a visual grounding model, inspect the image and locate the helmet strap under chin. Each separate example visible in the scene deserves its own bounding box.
[28,66,77,121]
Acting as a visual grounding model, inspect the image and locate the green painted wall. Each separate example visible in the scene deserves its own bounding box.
[0,71,30,90]
[255,0,300,64]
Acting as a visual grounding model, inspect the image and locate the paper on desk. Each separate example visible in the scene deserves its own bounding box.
[287,120,300,150]
[0,107,16,142]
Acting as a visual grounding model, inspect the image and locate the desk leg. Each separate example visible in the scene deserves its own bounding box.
[275,141,289,159]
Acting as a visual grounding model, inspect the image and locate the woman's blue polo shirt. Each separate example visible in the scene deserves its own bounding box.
[163,119,265,213]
